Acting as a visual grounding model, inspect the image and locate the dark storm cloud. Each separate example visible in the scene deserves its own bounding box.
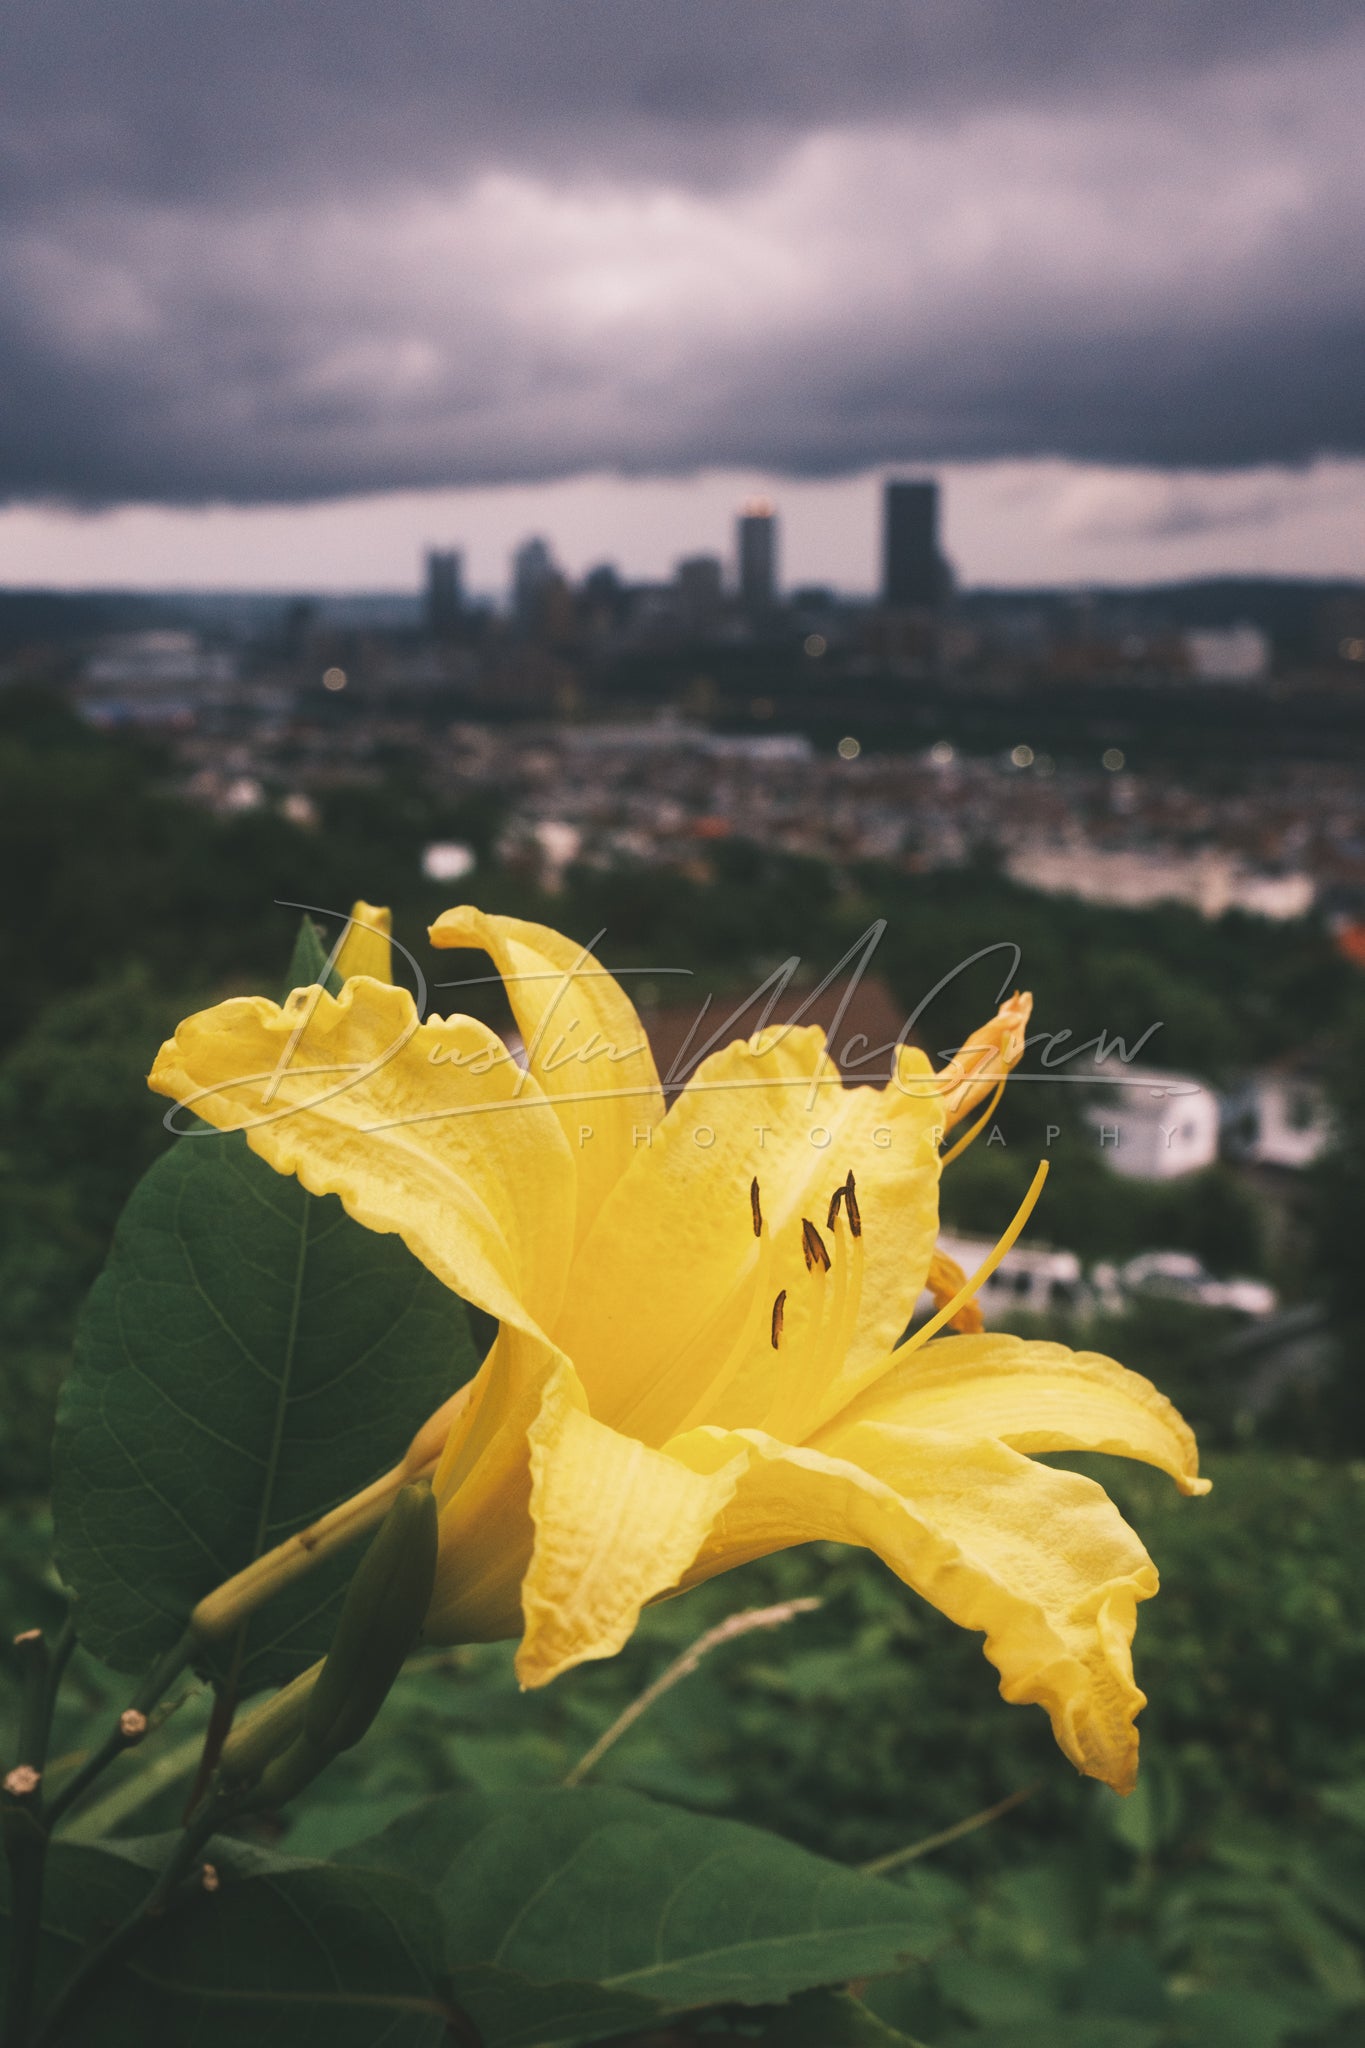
[1,1,1363,503]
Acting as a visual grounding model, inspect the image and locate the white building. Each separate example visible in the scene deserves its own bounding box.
[1117,1251,1277,1318]
[1004,838,1314,921]
[924,1235,1084,1322]
[1183,623,1271,682]
[82,630,237,693]
[1083,1068,1220,1180]
[1222,1070,1335,1170]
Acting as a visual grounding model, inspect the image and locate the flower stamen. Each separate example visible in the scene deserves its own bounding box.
[770,1290,787,1348]
[802,1218,831,1273]
[767,1199,866,1438]
[664,1202,778,1434]
[750,1176,763,1237]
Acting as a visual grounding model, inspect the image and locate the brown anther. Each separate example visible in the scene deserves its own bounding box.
[201,1863,221,1893]
[4,1765,41,1798]
[801,1218,831,1274]
[750,1176,763,1237]
[119,1709,149,1743]
[770,1290,787,1348]
[843,1172,862,1238]
[826,1185,844,1229]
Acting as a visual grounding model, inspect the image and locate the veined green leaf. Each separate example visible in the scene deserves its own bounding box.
[53,1130,475,1688]
[344,1784,939,2040]
[0,1835,453,2048]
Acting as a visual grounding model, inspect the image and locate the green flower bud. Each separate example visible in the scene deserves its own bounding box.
[303,1481,438,1760]
[219,1662,319,1788]
[221,1483,438,1811]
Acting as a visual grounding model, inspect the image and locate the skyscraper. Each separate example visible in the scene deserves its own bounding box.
[882,479,944,609]
[512,536,556,628]
[738,499,778,610]
[424,548,463,637]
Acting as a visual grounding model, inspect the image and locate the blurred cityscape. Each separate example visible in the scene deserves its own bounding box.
[7,475,1365,925]
[5,476,1364,1250]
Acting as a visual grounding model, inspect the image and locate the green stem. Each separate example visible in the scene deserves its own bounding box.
[183,1624,246,1823]
[45,1629,196,1832]
[58,1725,209,1846]
[2,1618,77,2048]
[861,1780,1040,1876]
[30,1794,235,2048]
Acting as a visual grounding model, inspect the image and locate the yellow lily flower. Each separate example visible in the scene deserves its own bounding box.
[150,905,1207,1794]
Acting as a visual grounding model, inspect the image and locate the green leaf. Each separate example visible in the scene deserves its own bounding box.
[1319,1779,1365,1832]
[344,1784,939,2041]
[0,1835,456,2047]
[53,1131,476,1688]
[284,914,344,999]
[750,1986,928,2044]
[1169,1986,1324,2048]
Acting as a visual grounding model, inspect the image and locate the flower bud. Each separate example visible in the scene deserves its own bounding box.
[219,1663,318,1788]
[222,1483,437,1809]
[303,1481,437,1759]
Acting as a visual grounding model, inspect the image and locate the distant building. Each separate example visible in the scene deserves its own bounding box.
[1183,623,1270,682]
[1222,1068,1334,1170]
[511,537,556,628]
[82,631,235,693]
[424,549,463,638]
[78,630,236,725]
[930,1234,1085,1320]
[581,563,628,628]
[883,478,946,609]
[1004,837,1314,921]
[1083,1069,1219,1180]
[1117,1252,1276,1318]
[675,554,724,625]
[737,500,778,610]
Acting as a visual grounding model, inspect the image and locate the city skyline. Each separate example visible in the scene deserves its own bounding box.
[1,4,1360,591]
[3,455,1362,599]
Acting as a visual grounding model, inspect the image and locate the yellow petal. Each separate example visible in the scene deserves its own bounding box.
[513,1362,745,1686]
[147,977,575,1338]
[424,1323,562,1646]
[334,900,393,984]
[821,1332,1210,1496]
[939,991,1033,1130]
[669,1420,1157,1792]
[553,1026,942,1444]
[926,1247,985,1334]
[429,907,664,1247]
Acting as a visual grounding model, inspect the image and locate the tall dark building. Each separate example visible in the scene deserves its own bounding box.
[882,479,943,608]
[738,499,778,610]
[511,536,556,629]
[424,548,463,637]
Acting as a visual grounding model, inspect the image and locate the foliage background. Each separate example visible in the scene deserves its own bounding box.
[2,688,1363,2043]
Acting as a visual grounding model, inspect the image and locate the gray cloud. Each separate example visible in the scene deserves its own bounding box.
[2,2,1363,504]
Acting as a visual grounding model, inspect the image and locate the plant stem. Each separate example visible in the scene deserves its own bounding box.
[189,1463,413,1642]
[45,1629,196,1832]
[182,1623,246,1822]
[2,1618,75,2048]
[30,1794,234,2048]
[861,1781,1040,1876]
[563,1598,821,1788]
[58,1725,209,1846]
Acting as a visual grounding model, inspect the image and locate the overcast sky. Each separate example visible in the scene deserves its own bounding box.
[3,2,1362,591]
